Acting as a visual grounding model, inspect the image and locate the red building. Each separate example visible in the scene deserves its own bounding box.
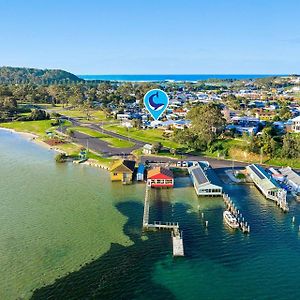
[147,167,174,188]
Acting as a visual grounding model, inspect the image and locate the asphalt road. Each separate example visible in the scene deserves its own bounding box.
[60,116,252,168]
[140,155,248,169]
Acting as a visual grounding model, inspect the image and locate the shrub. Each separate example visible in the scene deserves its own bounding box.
[55,153,67,163]
[235,173,246,179]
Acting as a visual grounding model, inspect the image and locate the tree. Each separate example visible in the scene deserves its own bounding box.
[187,103,226,146]
[282,134,300,158]
[278,105,292,121]
[170,148,177,156]
[55,153,67,163]
[152,142,163,154]
[223,94,241,110]
[29,109,50,121]
[132,118,142,129]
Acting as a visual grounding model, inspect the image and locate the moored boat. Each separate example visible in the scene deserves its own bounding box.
[223,210,239,229]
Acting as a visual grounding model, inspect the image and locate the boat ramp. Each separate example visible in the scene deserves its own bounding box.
[142,186,184,257]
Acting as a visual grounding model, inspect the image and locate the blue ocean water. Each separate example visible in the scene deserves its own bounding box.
[78,74,281,82]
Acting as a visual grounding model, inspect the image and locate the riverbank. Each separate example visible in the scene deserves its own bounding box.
[0,123,113,169]
[0,127,69,155]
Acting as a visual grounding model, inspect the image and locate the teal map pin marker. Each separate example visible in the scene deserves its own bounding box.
[144,89,169,120]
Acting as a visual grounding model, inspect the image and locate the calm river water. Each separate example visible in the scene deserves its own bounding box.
[1,129,300,300]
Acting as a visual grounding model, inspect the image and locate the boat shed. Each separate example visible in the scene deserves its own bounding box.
[136,164,145,181]
[280,167,300,193]
[246,164,287,210]
[188,163,223,196]
[147,167,174,188]
[110,160,136,184]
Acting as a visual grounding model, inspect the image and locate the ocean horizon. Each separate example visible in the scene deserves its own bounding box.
[78,74,284,82]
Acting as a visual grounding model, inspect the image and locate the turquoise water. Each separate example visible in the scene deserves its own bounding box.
[1,129,300,299]
[78,74,281,82]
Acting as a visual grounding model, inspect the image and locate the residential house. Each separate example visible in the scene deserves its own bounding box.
[147,167,174,188]
[291,116,300,133]
[110,160,135,184]
[143,144,154,155]
[116,113,131,120]
[254,109,276,121]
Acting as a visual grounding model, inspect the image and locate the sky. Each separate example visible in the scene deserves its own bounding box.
[0,0,299,74]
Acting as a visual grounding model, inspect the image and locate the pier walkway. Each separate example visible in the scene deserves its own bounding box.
[142,186,184,257]
[223,193,250,234]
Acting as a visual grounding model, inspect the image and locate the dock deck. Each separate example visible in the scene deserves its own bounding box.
[223,193,250,234]
[172,229,184,256]
[142,186,184,257]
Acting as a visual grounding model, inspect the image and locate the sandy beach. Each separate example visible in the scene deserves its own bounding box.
[0,128,65,154]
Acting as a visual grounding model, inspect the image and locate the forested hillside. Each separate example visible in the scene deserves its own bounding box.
[0,67,82,84]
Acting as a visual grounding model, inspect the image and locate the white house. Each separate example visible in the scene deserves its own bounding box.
[117,113,131,120]
[142,144,154,155]
[291,116,300,133]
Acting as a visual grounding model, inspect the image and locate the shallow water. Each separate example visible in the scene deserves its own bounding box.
[1,129,300,300]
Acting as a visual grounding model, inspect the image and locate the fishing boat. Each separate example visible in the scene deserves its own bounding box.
[223,210,239,229]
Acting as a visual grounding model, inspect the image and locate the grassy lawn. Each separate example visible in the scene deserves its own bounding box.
[155,151,187,160]
[266,158,300,169]
[71,126,107,138]
[0,120,56,136]
[55,142,83,157]
[56,108,107,123]
[103,124,182,148]
[70,126,135,148]
[87,152,114,168]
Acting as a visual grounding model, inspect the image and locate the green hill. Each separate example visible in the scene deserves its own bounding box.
[0,66,83,84]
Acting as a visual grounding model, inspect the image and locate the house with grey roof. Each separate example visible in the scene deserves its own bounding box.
[188,163,223,196]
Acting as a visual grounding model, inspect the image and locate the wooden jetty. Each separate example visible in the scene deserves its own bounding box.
[142,186,184,257]
[172,229,184,256]
[223,193,250,234]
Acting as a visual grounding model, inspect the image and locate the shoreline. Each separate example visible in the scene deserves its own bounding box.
[0,127,111,170]
[0,127,65,154]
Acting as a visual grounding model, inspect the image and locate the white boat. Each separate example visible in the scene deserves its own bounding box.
[223,210,239,229]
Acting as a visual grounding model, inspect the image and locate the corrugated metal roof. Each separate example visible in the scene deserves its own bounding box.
[148,167,173,179]
[280,167,300,185]
[247,164,279,190]
[189,164,222,187]
[190,167,209,185]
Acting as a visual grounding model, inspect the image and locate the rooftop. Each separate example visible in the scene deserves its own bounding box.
[148,167,174,179]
